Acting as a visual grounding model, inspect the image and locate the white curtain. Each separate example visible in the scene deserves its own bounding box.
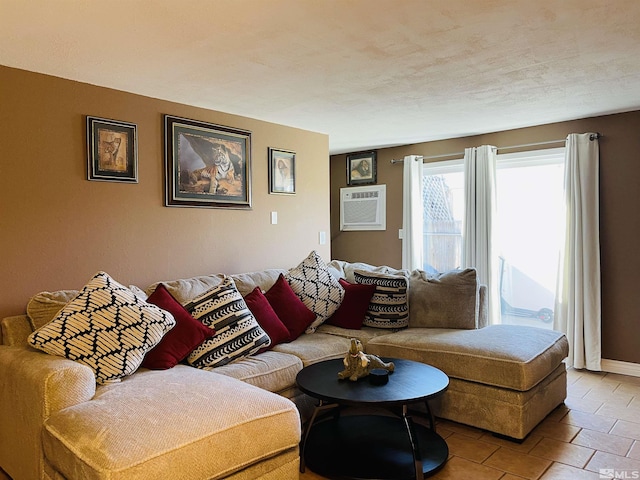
[554,133,601,370]
[402,155,424,270]
[463,145,499,324]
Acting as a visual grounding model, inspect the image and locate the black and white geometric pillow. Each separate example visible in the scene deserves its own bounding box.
[185,276,271,368]
[27,272,175,384]
[354,270,409,329]
[285,251,345,333]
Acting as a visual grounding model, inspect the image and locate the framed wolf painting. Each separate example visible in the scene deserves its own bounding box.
[164,115,252,209]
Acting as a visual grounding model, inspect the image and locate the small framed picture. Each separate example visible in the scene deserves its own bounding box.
[87,116,138,183]
[347,151,376,186]
[268,148,296,194]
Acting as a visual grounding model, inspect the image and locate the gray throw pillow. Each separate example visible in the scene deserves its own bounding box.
[409,268,479,329]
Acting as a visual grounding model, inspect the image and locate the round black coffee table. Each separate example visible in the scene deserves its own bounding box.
[296,357,449,479]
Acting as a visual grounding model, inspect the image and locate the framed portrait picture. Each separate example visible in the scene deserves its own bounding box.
[164,115,252,209]
[347,151,377,185]
[268,148,296,194]
[87,116,138,183]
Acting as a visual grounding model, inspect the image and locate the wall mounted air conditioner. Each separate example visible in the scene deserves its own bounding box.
[340,185,386,231]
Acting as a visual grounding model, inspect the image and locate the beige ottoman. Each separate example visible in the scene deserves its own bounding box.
[366,324,569,439]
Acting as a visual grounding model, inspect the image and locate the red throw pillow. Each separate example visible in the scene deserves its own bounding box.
[244,287,290,352]
[142,284,215,369]
[264,274,316,341]
[326,278,376,329]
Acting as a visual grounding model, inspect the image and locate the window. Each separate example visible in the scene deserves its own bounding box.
[422,160,465,273]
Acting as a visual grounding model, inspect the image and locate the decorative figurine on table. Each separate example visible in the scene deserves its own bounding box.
[338,338,395,382]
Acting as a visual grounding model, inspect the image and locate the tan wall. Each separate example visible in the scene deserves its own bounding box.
[0,66,330,320]
[331,110,640,365]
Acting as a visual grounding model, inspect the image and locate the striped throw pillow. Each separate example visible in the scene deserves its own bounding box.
[354,270,409,329]
[185,277,270,368]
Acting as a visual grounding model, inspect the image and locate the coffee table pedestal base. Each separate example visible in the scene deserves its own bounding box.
[304,415,448,480]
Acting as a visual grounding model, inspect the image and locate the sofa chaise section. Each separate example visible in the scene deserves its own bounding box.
[366,324,569,439]
[41,366,300,480]
[0,340,301,480]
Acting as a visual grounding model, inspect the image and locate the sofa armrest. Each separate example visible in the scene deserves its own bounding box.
[0,346,96,480]
[1,314,33,346]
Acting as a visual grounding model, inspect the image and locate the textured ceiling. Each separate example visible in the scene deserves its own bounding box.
[1,0,639,154]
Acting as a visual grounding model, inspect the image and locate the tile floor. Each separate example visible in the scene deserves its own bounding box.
[300,368,640,479]
[1,368,638,480]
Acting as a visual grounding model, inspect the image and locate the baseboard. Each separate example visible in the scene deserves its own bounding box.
[601,358,640,378]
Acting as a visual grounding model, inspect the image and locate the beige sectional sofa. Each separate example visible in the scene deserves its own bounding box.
[0,260,568,480]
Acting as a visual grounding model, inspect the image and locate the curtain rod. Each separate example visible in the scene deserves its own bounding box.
[390,133,602,164]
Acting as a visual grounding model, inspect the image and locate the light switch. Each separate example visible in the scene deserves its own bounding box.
[319,231,327,245]
[398,229,404,239]
[271,211,278,225]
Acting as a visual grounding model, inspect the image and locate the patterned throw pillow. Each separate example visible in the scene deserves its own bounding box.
[27,272,176,384]
[285,251,345,333]
[185,277,271,368]
[354,270,409,329]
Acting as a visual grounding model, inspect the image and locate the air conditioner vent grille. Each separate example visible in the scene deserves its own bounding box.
[343,199,378,224]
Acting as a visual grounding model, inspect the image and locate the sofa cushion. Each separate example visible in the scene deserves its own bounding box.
[231,269,288,296]
[408,268,479,329]
[354,270,409,329]
[206,350,303,393]
[244,286,290,352]
[142,284,216,369]
[366,325,569,391]
[264,274,316,341]
[285,251,345,333]
[26,289,79,330]
[325,279,376,330]
[42,366,301,480]
[315,324,393,348]
[146,274,225,304]
[27,272,176,385]
[272,332,351,367]
[185,277,270,368]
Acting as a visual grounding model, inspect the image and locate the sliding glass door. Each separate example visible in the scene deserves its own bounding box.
[422,148,565,328]
[495,148,564,328]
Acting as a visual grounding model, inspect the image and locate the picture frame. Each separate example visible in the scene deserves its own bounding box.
[164,115,252,209]
[268,148,296,194]
[347,151,377,185]
[87,116,138,183]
